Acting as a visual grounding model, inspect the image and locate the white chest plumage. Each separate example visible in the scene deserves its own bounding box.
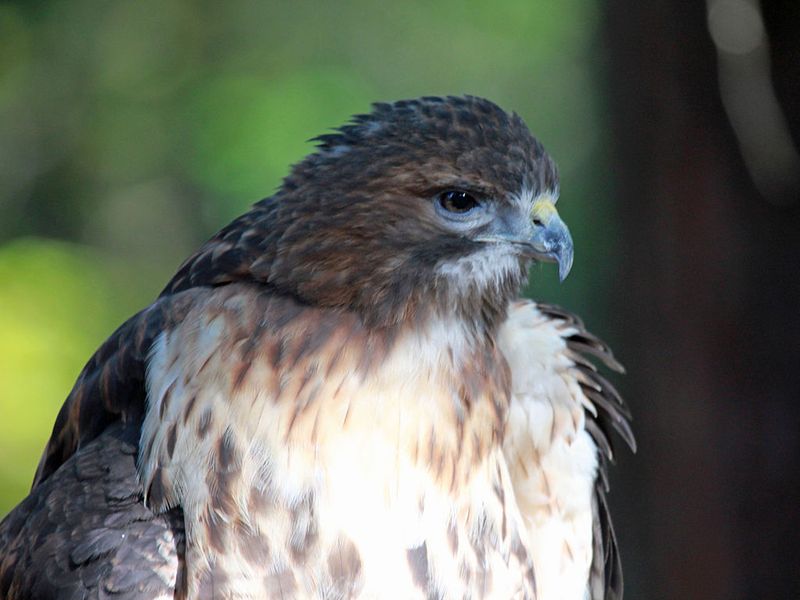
[139,287,537,598]
[139,287,608,599]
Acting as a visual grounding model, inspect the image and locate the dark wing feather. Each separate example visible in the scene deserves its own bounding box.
[537,302,635,600]
[589,478,623,600]
[14,208,272,593]
[31,290,201,489]
[11,211,267,595]
[0,422,185,599]
[32,201,273,489]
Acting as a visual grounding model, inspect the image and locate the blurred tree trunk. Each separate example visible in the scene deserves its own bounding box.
[604,2,800,598]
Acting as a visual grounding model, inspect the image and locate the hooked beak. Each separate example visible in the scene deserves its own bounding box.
[476,196,574,282]
[527,197,574,281]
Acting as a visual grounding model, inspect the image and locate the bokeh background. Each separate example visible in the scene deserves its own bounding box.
[1,1,798,597]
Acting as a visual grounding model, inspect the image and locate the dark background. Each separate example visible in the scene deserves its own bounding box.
[1,1,798,597]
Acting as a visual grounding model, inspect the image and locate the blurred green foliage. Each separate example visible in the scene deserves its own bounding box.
[0,0,615,516]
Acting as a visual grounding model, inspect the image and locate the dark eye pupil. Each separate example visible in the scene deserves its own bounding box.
[440,191,478,213]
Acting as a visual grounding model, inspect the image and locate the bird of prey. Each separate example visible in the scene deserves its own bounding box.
[0,96,634,600]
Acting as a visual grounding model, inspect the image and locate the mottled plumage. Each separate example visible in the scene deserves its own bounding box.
[0,96,633,599]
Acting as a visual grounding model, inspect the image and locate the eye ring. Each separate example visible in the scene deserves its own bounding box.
[437,190,480,214]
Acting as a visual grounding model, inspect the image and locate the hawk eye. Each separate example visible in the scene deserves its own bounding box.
[437,190,479,214]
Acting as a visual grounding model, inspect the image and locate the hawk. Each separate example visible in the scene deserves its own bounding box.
[0,96,634,599]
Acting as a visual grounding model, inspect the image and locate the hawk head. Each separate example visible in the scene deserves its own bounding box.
[168,96,572,331]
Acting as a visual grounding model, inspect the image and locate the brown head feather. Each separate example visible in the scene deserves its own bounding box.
[165,96,558,330]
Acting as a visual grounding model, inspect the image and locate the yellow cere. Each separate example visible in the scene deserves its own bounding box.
[531,195,559,225]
